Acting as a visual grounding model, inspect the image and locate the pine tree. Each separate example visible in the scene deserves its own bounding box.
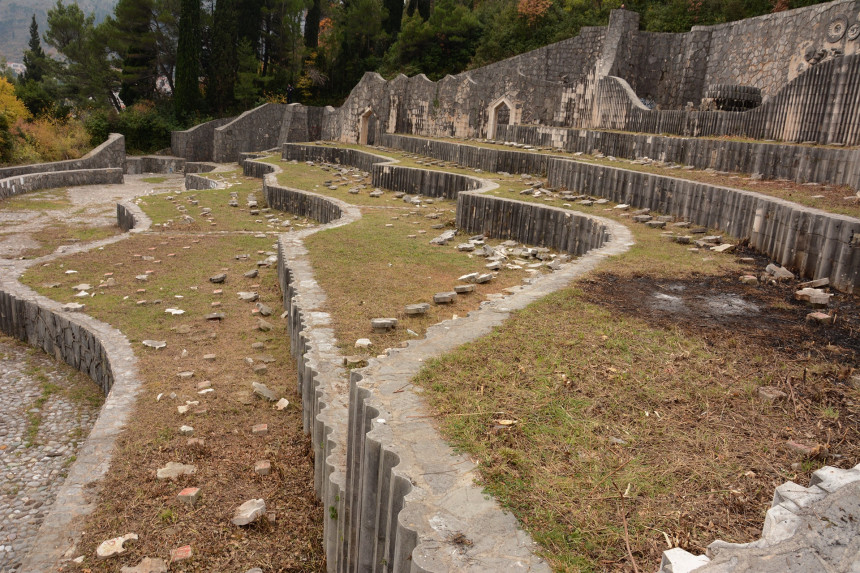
[174,0,201,118]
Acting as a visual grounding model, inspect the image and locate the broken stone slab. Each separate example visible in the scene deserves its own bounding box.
[795,288,833,306]
[646,220,666,228]
[156,462,197,480]
[179,425,194,436]
[165,308,185,315]
[458,272,479,283]
[71,283,93,291]
[255,302,273,316]
[252,423,268,435]
[257,318,273,331]
[97,533,138,559]
[454,284,476,294]
[135,275,150,282]
[255,460,271,476]
[252,382,278,401]
[806,311,833,324]
[177,371,194,379]
[120,557,168,573]
[275,398,290,410]
[739,275,758,284]
[355,338,372,349]
[232,499,266,526]
[475,273,493,284]
[798,277,830,289]
[456,243,475,252]
[405,303,430,316]
[178,487,201,506]
[371,318,398,331]
[62,302,86,312]
[170,546,192,563]
[205,312,225,320]
[238,291,259,302]
[764,263,795,280]
[711,243,736,253]
[430,230,457,245]
[633,214,653,223]
[486,261,502,271]
[434,292,457,304]
[209,273,227,283]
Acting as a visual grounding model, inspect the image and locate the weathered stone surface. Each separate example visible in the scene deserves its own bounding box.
[454,284,476,294]
[252,382,278,402]
[252,423,268,435]
[96,533,138,559]
[405,303,430,315]
[355,338,372,349]
[257,318,274,331]
[433,291,457,304]
[371,318,398,331]
[232,499,266,526]
[170,545,192,563]
[209,273,227,283]
[238,291,259,302]
[795,288,832,306]
[156,462,197,480]
[766,264,795,280]
[255,460,271,476]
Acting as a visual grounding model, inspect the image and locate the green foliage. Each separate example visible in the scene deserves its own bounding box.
[22,15,48,83]
[0,114,14,163]
[85,101,178,154]
[381,0,482,80]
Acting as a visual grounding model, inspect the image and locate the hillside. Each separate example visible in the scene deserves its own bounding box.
[0,0,116,63]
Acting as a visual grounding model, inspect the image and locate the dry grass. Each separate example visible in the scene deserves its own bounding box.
[22,232,325,571]
[2,222,122,259]
[413,215,860,572]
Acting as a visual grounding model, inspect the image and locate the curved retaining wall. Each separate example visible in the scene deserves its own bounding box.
[184,172,224,190]
[241,151,627,571]
[124,155,186,175]
[495,125,860,190]
[0,201,149,571]
[547,158,860,293]
[0,168,124,201]
[0,134,126,180]
[379,134,860,292]
[171,117,236,162]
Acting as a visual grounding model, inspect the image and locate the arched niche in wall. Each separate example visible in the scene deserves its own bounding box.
[486,95,521,140]
[359,108,379,145]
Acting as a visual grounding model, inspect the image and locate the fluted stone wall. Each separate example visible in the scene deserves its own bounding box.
[494,125,860,189]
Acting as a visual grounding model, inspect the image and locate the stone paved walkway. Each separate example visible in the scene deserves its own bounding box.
[0,337,101,572]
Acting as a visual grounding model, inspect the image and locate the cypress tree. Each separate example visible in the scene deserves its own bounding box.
[22,15,47,83]
[175,0,201,118]
[206,0,239,114]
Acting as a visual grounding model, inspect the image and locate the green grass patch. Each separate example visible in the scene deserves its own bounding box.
[141,176,168,184]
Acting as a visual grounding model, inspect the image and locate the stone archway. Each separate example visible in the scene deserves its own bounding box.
[486,96,519,140]
[358,108,378,145]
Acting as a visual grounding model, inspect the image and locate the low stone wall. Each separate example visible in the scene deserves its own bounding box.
[0,134,126,180]
[171,117,235,162]
[457,193,610,255]
[0,168,124,201]
[548,158,860,292]
[184,162,218,174]
[124,155,186,175]
[213,104,288,163]
[184,172,224,190]
[281,143,394,173]
[496,125,860,189]
[379,134,860,292]
[380,133,551,175]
